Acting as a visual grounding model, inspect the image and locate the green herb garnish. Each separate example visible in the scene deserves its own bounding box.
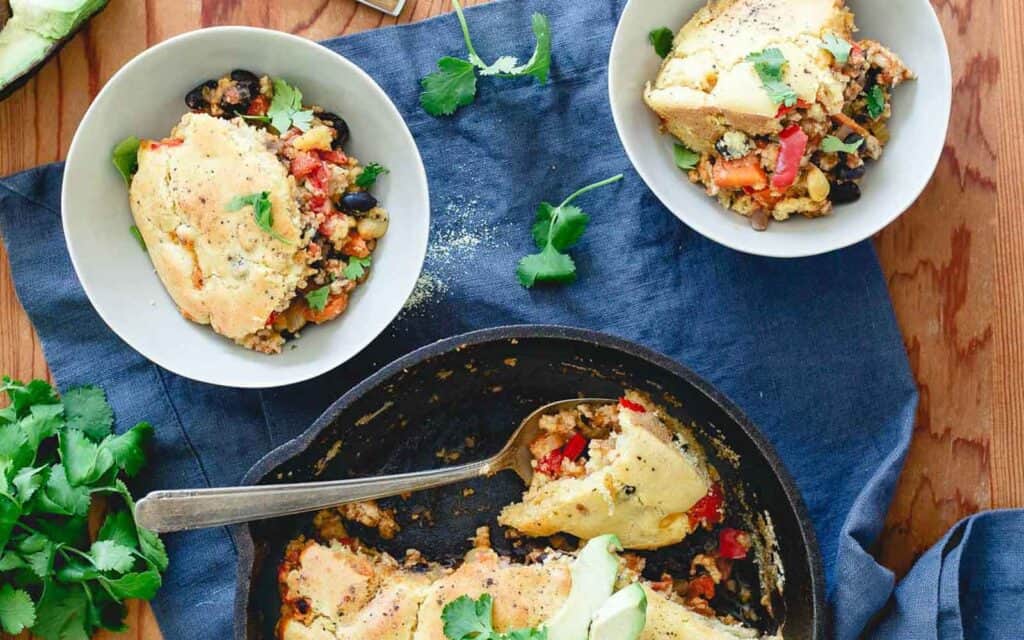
[648,27,674,59]
[0,378,166,639]
[866,85,886,119]
[821,135,864,154]
[268,78,314,134]
[516,174,623,288]
[355,163,389,188]
[129,226,147,252]
[820,33,852,65]
[343,256,372,281]
[226,192,292,244]
[304,286,330,312]
[442,593,547,640]
[673,143,699,171]
[111,136,141,184]
[746,48,798,107]
[420,0,551,116]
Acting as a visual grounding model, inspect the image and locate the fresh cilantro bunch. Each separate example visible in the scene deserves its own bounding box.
[746,48,798,107]
[420,0,551,116]
[442,594,547,640]
[0,379,166,640]
[516,174,624,288]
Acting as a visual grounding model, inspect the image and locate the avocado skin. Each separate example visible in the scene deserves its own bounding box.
[0,0,110,102]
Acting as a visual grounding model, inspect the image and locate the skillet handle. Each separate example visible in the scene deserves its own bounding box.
[134,459,494,533]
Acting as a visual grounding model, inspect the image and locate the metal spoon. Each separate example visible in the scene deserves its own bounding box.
[134,397,615,533]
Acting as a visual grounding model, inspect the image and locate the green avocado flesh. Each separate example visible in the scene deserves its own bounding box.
[545,534,623,640]
[0,0,108,94]
[589,583,648,640]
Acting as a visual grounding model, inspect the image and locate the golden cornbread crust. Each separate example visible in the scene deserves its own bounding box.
[130,113,310,344]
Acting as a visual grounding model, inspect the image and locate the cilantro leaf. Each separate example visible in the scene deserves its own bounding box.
[649,27,674,59]
[0,496,18,553]
[747,48,798,106]
[821,33,852,65]
[421,1,551,116]
[421,57,479,116]
[1,378,58,415]
[0,584,35,635]
[226,192,292,244]
[674,143,700,171]
[442,593,495,640]
[100,569,162,600]
[100,422,152,477]
[866,84,886,119]
[62,386,113,441]
[90,540,136,573]
[111,136,141,184]
[517,175,622,288]
[268,78,314,134]
[37,465,91,517]
[137,526,169,572]
[31,582,89,640]
[129,226,147,252]
[821,135,864,154]
[355,163,390,188]
[12,466,43,504]
[304,285,330,312]
[59,429,103,487]
[98,510,139,549]
[343,256,372,281]
[21,403,63,450]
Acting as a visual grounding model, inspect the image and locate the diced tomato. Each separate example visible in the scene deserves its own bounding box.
[619,397,647,413]
[562,433,588,461]
[687,483,725,529]
[290,152,321,180]
[318,149,349,165]
[247,94,270,116]
[308,163,331,195]
[537,449,564,477]
[775,99,811,119]
[686,574,716,600]
[712,156,768,190]
[771,124,808,191]
[718,528,751,560]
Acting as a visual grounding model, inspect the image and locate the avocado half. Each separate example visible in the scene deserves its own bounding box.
[0,0,110,101]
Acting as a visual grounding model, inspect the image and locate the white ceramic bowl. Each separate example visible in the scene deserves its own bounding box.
[63,27,429,388]
[609,0,951,258]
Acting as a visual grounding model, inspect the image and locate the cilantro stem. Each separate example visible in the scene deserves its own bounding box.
[558,174,624,208]
[450,0,481,64]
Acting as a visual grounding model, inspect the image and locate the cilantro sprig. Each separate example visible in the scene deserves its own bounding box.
[305,286,330,312]
[111,136,141,184]
[648,27,674,59]
[516,174,624,288]
[746,48,798,107]
[866,84,886,120]
[355,163,389,189]
[226,192,292,244]
[0,379,166,639]
[673,143,699,171]
[343,256,372,281]
[442,594,547,640]
[821,33,853,65]
[268,78,314,134]
[420,0,551,116]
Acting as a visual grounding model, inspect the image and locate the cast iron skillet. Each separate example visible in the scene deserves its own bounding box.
[233,326,826,639]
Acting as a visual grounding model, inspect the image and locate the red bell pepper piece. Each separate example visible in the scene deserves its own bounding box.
[247,94,270,116]
[771,125,808,191]
[537,449,564,477]
[718,528,750,559]
[688,483,725,528]
[619,397,646,413]
[562,433,588,461]
[775,99,811,119]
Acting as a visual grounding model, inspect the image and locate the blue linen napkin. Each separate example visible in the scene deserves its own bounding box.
[0,1,1018,638]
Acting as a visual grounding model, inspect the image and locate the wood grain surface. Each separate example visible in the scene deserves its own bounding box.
[0,1,1019,638]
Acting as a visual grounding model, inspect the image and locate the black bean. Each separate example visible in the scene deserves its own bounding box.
[184,80,216,110]
[836,164,866,181]
[318,111,350,148]
[220,82,254,115]
[830,181,861,204]
[230,69,260,84]
[340,191,377,212]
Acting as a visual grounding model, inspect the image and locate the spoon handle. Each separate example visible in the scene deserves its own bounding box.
[134,459,494,533]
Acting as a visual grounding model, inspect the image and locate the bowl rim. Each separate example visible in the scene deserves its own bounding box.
[607,0,953,258]
[231,324,827,639]
[60,25,430,388]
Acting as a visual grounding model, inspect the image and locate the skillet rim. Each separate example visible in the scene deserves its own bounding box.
[231,324,827,639]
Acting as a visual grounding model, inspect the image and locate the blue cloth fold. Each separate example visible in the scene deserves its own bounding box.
[0,0,1018,638]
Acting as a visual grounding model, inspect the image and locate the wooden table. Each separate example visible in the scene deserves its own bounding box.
[1,1,1020,638]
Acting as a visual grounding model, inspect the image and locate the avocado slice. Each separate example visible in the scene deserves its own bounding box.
[0,0,109,100]
[589,583,648,640]
[544,534,622,640]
